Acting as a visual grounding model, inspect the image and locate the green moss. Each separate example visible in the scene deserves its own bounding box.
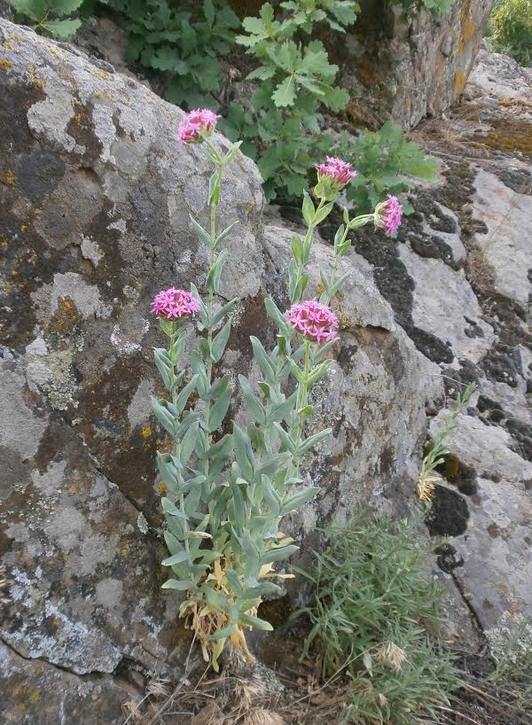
[478,118,532,155]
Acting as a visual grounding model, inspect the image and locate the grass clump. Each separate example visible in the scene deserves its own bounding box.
[486,614,532,709]
[303,510,459,723]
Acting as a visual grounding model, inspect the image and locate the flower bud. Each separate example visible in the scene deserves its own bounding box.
[178,109,221,144]
[374,195,403,236]
[314,157,355,201]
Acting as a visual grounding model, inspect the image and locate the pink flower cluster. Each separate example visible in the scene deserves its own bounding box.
[316,157,355,187]
[178,109,220,144]
[286,300,339,344]
[377,195,403,236]
[151,288,200,319]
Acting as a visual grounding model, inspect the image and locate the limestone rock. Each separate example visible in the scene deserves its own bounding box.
[0,17,262,718]
[472,168,531,307]
[467,42,532,105]
[0,642,130,725]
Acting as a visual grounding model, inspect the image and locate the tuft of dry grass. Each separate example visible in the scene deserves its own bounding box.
[242,709,286,725]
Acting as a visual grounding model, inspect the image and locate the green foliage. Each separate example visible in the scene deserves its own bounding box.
[487,0,532,66]
[486,615,532,708]
[303,511,459,723]
[336,121,439,213]
[102,0,240,107]
[9,0,84,37]
[224,0,358,199]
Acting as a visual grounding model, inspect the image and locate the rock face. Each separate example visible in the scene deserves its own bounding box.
[0,17,531,721]
[348,46,532,636]
[0,18,263,721]
[0,19,436,721]
[340,0,495,129]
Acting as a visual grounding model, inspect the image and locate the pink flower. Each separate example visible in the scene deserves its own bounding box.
[151,288,201,319]
[286,300,339,344]
[316,157,355,187]
[178,109,220,144]
[375,195,403,236]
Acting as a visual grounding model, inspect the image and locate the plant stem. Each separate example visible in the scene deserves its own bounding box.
[292,339,312,472]
[170,327,191,558]
[324,212,375,304]
[292,197,326,303]
[203,147,224,499]
[327,226,349,304]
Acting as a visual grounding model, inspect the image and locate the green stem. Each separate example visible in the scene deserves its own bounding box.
[203,153,224,499]
[291,197,327,304]
[169,328,190,558]
[328,225,349,303]
[204,137,224,166]
[324,212,375,305]
[292,339,312,472]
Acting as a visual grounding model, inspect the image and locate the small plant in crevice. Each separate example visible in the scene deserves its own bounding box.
[416,382,476,504]
[302,510,459,724]
[149,110,404,671]
[9,0,84,37]
[486,614,532,701]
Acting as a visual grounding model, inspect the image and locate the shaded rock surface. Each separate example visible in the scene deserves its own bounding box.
[340,0,495,129]
[0,641,130,725]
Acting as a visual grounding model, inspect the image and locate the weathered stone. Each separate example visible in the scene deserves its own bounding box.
[337,38,532,642]
[472,168,531,307]
[1,15,531,718]
[467,42,532,106]
[0,19,439,719]
[0,18,263,718]
[398,243,495,363]
[340,0,495,129]
[0,641,130,725]
[427,407,532,629]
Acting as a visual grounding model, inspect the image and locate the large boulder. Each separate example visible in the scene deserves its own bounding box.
[0,19,436,720]
[340,0,495,129]
[0,17,263,721]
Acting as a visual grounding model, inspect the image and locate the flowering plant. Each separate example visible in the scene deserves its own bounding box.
[150,110,402,670]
